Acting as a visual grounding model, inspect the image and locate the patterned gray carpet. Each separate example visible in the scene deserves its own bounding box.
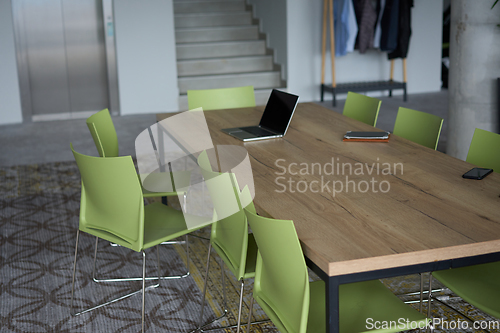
[0,161,273,333]
[1,161,497,333]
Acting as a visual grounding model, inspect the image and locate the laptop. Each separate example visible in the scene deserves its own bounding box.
[221,89,299,142]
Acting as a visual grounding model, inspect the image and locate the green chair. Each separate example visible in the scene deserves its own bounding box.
[392,107,444,150]
[342,92,382,127]
[69,145,209,332]
[429,262,500,320]
[86,108,119,158]
[466,128,500,172]
[244,208,429,333]
[86,108,191,199]
[187,86,256,111]
[196,150,262,333]
[87,109,192,282]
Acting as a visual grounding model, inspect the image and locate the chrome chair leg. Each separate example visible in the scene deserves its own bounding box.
[427,274,433,333]
[70,230,80,315]
[236,280,245,333]
[418,273,424,333]
[221,257,227,316]
[93,235,190,282]
[198,242,213,328]
[142,250,146,333]
[143,247,161,333]
[185,235,190,276]
[246,295,255,333]
[419,273,424,314]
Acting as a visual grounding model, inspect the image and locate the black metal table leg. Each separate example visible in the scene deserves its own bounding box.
[326,276,340,333]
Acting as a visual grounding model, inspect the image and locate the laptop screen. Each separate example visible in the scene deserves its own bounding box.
[259,89,299,134]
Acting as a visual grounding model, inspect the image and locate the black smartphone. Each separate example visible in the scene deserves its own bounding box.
[462,167,493,180]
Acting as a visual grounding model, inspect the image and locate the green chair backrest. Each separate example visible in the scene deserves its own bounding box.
[86,108,119,157]
[393,107,444,150]
[245,208,310,333]
[197,150,255,279]
[187,86,256,111]
[71,144,145,252]
[342,91,382,127]
[466,128,500,173]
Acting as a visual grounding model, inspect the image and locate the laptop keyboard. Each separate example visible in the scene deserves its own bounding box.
[243,126,276,137]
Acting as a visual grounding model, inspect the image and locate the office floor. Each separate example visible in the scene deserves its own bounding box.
[0,90,449,167]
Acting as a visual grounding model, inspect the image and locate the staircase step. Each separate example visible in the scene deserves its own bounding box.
[178,55,274,76]
[174,12,252,28]
[178,88,279,110]
[176,40,266,60]
[176,25,259,43]
[174,1,246,14]
[178,72,282,94]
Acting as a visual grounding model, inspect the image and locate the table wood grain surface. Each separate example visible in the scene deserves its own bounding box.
[157,103,500,277]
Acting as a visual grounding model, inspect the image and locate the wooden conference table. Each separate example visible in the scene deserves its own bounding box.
[157,103,500,333]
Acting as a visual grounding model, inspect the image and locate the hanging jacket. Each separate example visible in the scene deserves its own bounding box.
[380,0,399,52]
[388,0,413,59]
[353,0,377,53]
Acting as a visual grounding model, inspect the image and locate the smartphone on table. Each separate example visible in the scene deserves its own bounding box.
[462,167,493,180]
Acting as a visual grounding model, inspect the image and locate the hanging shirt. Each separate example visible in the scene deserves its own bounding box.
[346,0,358,53]
[354,0,377,53]
[373,0,386,48]
[334,0,350,56]
[388,0,413,59]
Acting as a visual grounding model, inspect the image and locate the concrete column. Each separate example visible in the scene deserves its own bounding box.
[447,0,500,160]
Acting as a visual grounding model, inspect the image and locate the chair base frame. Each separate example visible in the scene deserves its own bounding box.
[94,235,191,282]
[196,243,270,333]
[70,230,162,333]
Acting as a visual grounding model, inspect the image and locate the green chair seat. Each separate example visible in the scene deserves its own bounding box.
[432,262,500,319]
[466,128,500,172]
[342,91,382,127]
[143,202,209,248]
[140,170,190,198]
[392,107,444,150]
[187,86,256,111]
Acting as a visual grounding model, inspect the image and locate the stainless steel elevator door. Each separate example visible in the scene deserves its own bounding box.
[13,0,110,120]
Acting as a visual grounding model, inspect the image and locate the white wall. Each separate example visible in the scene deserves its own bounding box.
[0,0,23,124]
[286,0,324,99]
[280,0,443,102]
[114,0,179,115]
[247,0,288,80]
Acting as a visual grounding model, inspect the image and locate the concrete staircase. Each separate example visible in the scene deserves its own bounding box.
[174,0,285,109]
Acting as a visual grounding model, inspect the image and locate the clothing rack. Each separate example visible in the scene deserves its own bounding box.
[320,0,407,107]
